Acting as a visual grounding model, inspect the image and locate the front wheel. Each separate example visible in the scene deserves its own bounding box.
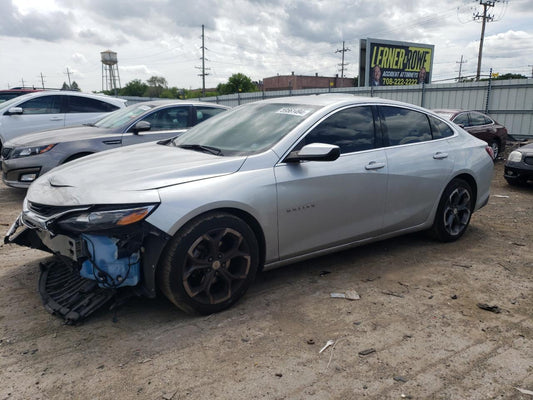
[157,212,259,314]
[430,178,474,242]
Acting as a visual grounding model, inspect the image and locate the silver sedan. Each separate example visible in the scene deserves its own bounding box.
[5,95,494,316]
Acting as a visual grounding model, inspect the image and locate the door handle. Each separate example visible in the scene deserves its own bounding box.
[433,152,448,160]
[365,161,385,170]
[49,117,63,121]
[103,139,122,145]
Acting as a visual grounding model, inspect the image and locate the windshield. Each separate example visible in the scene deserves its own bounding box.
[172,102,321,156]
[0,95,28,110]
[94,103,155,129]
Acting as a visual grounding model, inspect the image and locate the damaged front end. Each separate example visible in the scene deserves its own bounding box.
[5,200,171,320]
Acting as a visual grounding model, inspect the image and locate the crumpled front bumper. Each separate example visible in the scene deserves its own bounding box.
[5,211,171,298]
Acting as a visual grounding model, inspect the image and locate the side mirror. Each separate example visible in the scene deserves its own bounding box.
[284,143,341,163]
[132,120,151,134]
[7,107,23,115]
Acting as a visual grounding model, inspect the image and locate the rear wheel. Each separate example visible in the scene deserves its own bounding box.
[158,212,259,314]
[430,178,474,242]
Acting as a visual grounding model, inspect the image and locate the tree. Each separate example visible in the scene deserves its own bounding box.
[61,82,70,90]
[120,79,149,97]
[217,73,256,95]
[70,81,80,91]
[146,76,168,87]
[144,75,168,98]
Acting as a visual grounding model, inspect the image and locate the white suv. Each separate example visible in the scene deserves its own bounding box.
[0,91,126,149]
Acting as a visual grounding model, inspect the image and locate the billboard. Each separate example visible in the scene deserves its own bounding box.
[360,38,434,87]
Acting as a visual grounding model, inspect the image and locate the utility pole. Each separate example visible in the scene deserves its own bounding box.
[21,78,26,88]
[529,65,533,78]
[65,67,72,87]
[195,24,210,97]
[473,0,499,81]
[335,41,350,79]
[456,55,467,82]
[39,73,46,89]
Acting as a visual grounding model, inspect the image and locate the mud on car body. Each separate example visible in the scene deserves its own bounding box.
[5,95,495,317]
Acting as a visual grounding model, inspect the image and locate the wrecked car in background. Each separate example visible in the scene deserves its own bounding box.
[5,95,494,320]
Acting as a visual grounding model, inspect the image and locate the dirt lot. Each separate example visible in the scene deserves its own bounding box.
[0,160,532,400]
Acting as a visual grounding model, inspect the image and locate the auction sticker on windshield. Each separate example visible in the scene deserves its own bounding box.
[276,107,314,117]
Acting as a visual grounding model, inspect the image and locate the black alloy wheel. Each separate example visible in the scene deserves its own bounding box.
[158,212,259,314]
[431,178,474,242]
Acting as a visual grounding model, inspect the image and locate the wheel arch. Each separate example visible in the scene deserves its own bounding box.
[158,206,267,273]
[452,173,478,208]
[62,152,93,164]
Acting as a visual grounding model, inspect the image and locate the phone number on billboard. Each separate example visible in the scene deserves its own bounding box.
[382,78,419,86]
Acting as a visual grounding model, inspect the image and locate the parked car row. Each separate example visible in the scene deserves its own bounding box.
[5,94,495,317]
[1,100,229,188]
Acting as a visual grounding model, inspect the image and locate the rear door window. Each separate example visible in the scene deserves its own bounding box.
[429,115,454,139]
[379,106,432,146]
[469,112,489,127]
[66,96,120,113]
[452,112,469,126]
[195,106,227,124]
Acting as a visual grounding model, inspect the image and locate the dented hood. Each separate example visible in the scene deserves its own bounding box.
[26,141,246,206]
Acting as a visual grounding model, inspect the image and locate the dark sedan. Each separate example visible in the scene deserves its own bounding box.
[433,109,508,159]
[504,142,533,186]
[1,100,229,188]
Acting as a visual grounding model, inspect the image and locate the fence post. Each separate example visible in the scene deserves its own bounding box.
[421,81,425,108]
[485,68,492,114]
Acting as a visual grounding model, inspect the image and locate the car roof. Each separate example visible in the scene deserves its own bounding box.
[131,99,230,109]
[0,90,126,107]
[258,94,436,115]
[0,89,42,93]
[259,94,413,107]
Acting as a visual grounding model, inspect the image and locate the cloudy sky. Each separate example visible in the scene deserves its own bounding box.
[1,0,532,92]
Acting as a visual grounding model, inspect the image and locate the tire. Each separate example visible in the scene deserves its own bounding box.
[430,178,474,242]
[505,177,525,187]
[63,152,92,164]
[157,212,259,314]
[489,140,500,160]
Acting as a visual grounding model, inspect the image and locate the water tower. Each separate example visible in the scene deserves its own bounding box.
[101,50,121,93]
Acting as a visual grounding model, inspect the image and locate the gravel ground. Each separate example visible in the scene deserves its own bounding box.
[0,160,532,400]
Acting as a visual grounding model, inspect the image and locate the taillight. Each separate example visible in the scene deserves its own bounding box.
[485,145,494,159]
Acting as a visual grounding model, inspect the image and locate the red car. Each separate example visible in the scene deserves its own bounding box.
[433,109,508,159]
[0,88,43,104]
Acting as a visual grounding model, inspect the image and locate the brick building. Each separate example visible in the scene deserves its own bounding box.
[262,73,355,91]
